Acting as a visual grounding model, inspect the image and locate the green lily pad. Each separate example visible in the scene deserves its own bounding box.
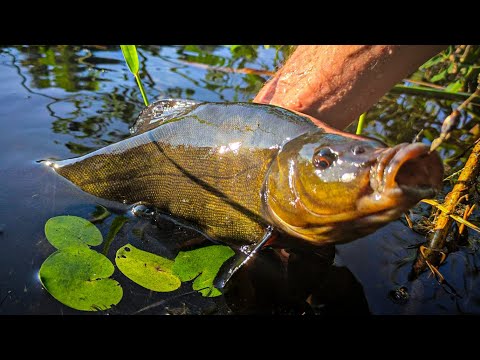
[39,247,123,311]
[45,216,103,250]
[115,244,181,292]
[172,245,235,297]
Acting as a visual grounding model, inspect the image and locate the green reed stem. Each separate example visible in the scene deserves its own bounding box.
[392,84,479,103]
[120,45,149,106]
[356,112,366,135]
[135,74,149,106]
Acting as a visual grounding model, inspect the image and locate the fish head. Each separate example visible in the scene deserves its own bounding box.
[263,130,444,245]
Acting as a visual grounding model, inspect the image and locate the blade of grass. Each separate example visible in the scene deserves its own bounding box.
[120,45,149,106]
[134,74,148,106]
[356,112,366,135]
[392,84,480,104]
[421,199,480,234]
[120,45,139,74]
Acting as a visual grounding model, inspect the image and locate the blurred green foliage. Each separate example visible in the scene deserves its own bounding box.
[416,45,480,93]
[5,45,294,155]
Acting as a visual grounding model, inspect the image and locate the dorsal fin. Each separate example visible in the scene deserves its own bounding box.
[130,98,202,135]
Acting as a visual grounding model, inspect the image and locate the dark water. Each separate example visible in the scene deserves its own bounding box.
[1,45,479,315]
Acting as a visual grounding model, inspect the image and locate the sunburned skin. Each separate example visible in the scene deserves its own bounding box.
[254,45,447,130]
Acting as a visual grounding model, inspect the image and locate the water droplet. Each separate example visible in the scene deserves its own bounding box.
[131,204,155,218]
[240,245,251,254]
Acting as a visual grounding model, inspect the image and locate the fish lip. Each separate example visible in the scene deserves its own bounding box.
[265,142,443,244]
[358,142,444,214]
[382,142,443,193]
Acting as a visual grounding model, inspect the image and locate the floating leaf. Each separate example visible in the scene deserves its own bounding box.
[120,45,139,75]
[115,244,181,292]
[172,245,235,297]
[39,247,123,311]
[44,215,103,250]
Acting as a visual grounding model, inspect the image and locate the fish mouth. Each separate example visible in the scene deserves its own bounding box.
[264,142,444,245]
[357,142,444,215]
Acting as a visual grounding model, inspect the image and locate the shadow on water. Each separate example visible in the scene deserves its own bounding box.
[1,45,480,314]
[224,246,370,315]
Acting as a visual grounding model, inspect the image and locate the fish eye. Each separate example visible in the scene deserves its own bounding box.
[313,148,336,170]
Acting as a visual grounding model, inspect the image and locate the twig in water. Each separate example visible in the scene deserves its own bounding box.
[430,85,480,153]
[459,204,476,235]
[404,212,414,229]
[410,139,480,280]
[132,289,207,315]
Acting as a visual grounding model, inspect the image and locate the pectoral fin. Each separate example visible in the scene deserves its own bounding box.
[214,226,275,290]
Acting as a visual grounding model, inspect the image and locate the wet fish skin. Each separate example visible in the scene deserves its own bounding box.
[51,100,443,249]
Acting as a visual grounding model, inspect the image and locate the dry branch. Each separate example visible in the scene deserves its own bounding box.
[410,139,480,279]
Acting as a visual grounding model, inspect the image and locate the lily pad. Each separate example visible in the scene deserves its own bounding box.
[172,245,235,297]
[39,247,123,311]
[45,216,103,250]
[115,244,181,292]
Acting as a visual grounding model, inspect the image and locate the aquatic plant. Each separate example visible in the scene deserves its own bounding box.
[120,45,149,106]
[40,215,234,311]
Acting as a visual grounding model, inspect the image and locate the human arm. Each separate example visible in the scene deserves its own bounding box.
[254,45,447,129]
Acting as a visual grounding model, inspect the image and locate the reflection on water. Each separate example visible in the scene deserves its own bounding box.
[0,45,479,314]
[1,45,281,156]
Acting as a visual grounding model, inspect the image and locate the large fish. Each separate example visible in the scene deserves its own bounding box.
[48,99,443,280]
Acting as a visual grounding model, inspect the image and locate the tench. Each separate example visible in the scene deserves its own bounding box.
[48,99,443,275]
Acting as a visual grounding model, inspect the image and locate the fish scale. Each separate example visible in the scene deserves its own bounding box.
[53,101,316,247]
[50,99,443,251]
